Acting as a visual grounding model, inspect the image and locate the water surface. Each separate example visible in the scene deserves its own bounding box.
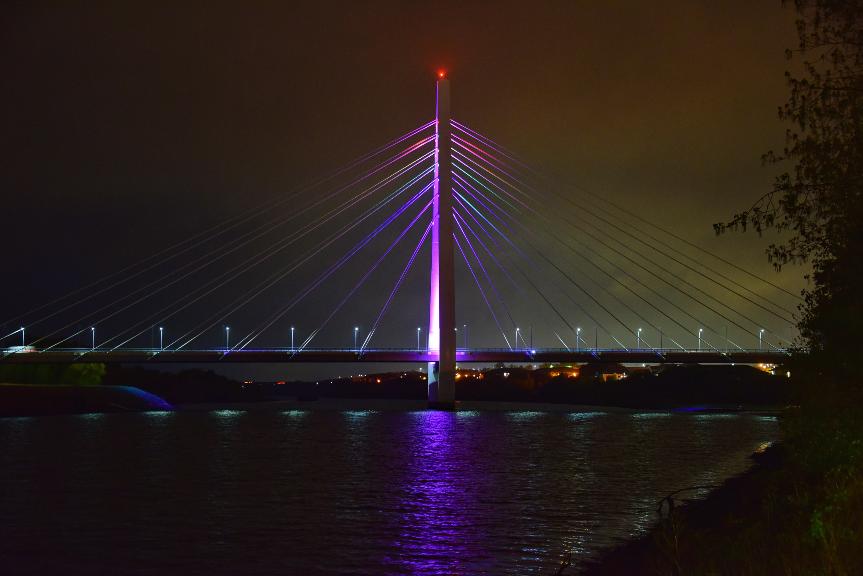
[0,401,779,574]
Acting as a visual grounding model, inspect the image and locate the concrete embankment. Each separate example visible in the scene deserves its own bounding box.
[0,383,172,417]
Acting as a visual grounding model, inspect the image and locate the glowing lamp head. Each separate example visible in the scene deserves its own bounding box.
[437,69,446,79]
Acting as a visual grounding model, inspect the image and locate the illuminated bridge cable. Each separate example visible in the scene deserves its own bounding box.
[454,205,573,349]
[453,188,612,346]
[2,120,435,329]
[24,136,434,347]
[453,126,778,348]
[42,151,437,352]
[559,188,801,316]
[453,158,728,351]
[452,138,794,328]
[456,120,801,304]
[165,179,436,352]
[453,208,569,350]
[103,165,437,352]
[455,163,774,350]
[452,173,648,348]
[91,153,435,350]
[57,137,434,336]
[456,180,667,352]
[452,209,519,336]
[360,221,433,352]
[299,204,432,353]
[456,173,692,348]
[451,119,801,310]
[451,138,787,342]
[453,186,616,347]
[453,232,513,350]
[587,193,803,301]
[235,192,435,352]
[454,155,756,350]
[456,175,670,348]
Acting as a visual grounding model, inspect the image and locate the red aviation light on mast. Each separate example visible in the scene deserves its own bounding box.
[437,69,446,79]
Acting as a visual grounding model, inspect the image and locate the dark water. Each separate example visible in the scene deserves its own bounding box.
[0,401,779,575]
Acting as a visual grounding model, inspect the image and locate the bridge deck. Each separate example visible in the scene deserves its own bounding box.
[0,348,791,365]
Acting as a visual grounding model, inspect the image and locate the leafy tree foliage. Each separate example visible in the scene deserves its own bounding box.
[716,1,863,362]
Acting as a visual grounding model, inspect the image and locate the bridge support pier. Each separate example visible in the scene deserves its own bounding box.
[427,72,456,410]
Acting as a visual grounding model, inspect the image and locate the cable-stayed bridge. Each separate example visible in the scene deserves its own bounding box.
[1,73,797,407]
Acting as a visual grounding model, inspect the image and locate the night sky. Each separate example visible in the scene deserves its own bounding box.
[2,1,805,378]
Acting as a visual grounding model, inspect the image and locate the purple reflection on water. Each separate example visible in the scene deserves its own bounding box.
[395,411,480,575]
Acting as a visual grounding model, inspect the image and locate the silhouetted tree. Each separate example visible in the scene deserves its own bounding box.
[716,1,863,367]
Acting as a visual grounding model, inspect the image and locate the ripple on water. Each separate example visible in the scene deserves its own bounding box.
[0,406,780,575]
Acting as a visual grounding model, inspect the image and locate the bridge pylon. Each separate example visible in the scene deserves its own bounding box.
[427,71,456,409]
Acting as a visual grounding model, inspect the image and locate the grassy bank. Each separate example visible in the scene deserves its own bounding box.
[586,370,863,575]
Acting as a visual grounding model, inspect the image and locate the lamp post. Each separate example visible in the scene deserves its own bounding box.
[417,327,421,351]
[576,327,581,352]
[698,328,703,351]
[463,324,468,350]
[291,327,295,351]
[159,326,164,351]
[637,328,642,349]
[515,327,520,350]
[225,326,230,352]
[20,327,25,348]
[354,326,359,350]
[759,329,764,350]
[91,327,95,351]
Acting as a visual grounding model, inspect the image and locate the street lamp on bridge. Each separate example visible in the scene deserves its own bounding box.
[417,327,421,351]
[159,326,164,351]
[637,328,642,349]
[576,327,581,352]
[759,328,764,350]
[291,326,295,351]
[354,326,359,350]
[91,326,95,351]
[225,326,230,352]
[515,327,520,350]
[698,328,703,351]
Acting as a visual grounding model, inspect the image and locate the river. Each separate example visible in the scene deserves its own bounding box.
[0,400,779,575]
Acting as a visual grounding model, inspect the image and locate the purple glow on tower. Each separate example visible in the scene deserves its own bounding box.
[428,112,441,356]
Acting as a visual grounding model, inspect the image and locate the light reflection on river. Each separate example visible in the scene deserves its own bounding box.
[0,402,779,575]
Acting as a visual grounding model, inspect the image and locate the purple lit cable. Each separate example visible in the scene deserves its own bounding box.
[173,177,435,352]
[360,221,433,352]
[298,205,433,352]
[454,158,744,349]
[454,124,796,325]
[108,163,437,352]
[453,207,570,349]
[451,207,518,333]
[453,231,512,350]
[50,149,437,352]
[454,118,801,304]
[5,121,436,331]
[233,183,435,351]
[453,187,615,342]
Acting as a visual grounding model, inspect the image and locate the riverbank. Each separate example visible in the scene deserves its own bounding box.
[584,406,863,575]
[0,383,172,417]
